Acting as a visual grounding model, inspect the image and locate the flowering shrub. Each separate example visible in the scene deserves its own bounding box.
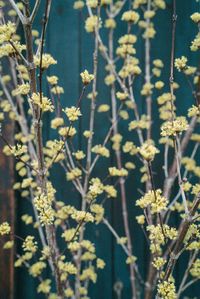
[0,0,200,299]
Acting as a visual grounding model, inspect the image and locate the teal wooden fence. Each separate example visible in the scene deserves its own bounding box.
[15,0,200,298]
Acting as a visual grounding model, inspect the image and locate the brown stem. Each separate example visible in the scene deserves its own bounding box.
[22,1,63,296]
[163,194,200,282]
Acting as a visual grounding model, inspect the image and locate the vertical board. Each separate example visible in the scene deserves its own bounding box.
[0,120,15,299]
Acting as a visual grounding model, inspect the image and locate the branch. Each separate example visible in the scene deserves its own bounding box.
[8,0,26,24]
[30,0,41,23]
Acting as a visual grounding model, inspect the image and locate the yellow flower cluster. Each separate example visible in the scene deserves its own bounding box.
[152,257,166,270]
[0,222,11,235]
[139,141,159,161]
[190,259,200,278]
[59,126,76,137]
[74,1,84,9]
[12,83,30,96]
[87,0,98,8]
[116,44,136,58]
[136,189,168,214]
[0,22,16,43]
[190,34,200,52]
[80,70,94,85]
[141,83,154,96]
[22,236,38,253]
[66,167,82,181]
[157,279,176,299]
[135,215,145,225]
[161,117,189,137]
[71,210,94,223]
[0,42,26,58]
[63,106,81,121]
[90,204,104,223]
[92,144,110,157]
[121,10,139,23]
[72,150,85,160]
[34,54,57,69]
[80,266,97,283]
[104,184,117,198]
[44,140,65,165]
[133,0,147,9]
[105,18,116,29]
[34,183,55,225]
[109,167,128,177]
[88,178,104,199]
[37,279,51,294]
[31,93,54,112]
[181,157,200,178]
[123,141,138,155]
[3,143,27,157]
[85,15,99,32]
[174,56,187,72]
[129,115,150,131]
[188,105,200,117]
[29,261,46,277]
[51,117,64,129]
[191,12,200,23]
[147,224,177,254]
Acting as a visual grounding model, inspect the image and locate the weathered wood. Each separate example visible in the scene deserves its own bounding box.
[0,120,15,299]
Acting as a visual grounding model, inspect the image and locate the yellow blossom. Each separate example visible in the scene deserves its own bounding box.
[136,189,168,214]
[191,12,200,23]
[80,70,94,85]
[3,240,14,249]
[29,262,46,277]
[47,76,59,85]
[31,93,54,112]
[51,117,64,129]
[37,279,51,294]
[85,16,98,32]
[136,215,145,225]
[63,106,81,121]
[105,18,116,29]
[109,167,128,177]
[139,141,159,161]
[175,56,187,71]
[12,83,30,96]
[73,1,84,9]
[22,236,37,253]
[34,54,57,69]
[161,117,189,137]
[72,150,85,160]
[121,10,139,23]
[92,144,110,157]
[97,258,105,269]
[152,257,166,270]
[97,104,110,112]
[0,222,11,235]
[66,168,82,181]
[157,279,176,299]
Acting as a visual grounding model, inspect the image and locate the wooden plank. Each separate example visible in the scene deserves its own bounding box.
[0,120,15,299]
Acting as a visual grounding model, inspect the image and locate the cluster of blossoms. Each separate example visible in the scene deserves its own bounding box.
[0,1,200,298]
[31,93,54,112]
[161,117,189,137]
[34,183,55,225]
[63,106,81,122]
[147,224,177,254]
[139,141,159,161]
[157,279,176,299]
[136,189,168,214]
[0,222,11,235]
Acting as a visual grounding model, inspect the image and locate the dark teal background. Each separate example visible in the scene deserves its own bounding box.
[15,1,200,298]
